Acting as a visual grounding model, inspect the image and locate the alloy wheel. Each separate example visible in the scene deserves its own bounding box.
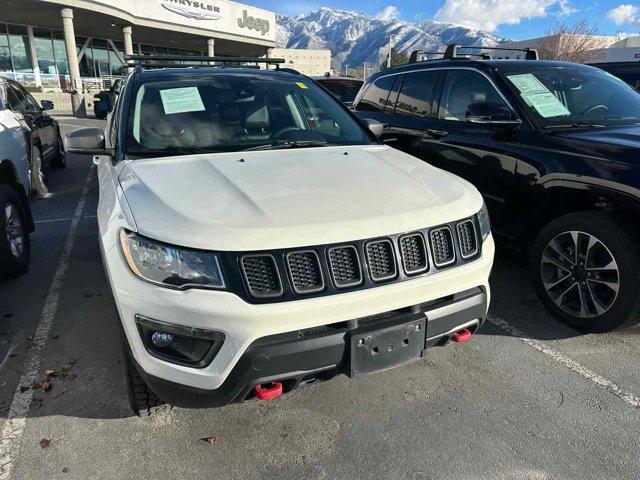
[4,203,24,258]
[540,230,619,319]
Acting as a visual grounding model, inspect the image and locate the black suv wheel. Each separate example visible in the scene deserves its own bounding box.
[530,211,640,332]
[49,129,67,169]
[0,184,31,279]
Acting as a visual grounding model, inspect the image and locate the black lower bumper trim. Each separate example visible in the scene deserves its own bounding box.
[137,287,487,408]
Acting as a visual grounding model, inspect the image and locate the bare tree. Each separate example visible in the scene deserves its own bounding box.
[538,21,612,63]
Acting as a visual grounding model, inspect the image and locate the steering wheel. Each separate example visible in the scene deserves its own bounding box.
[272,127,304,139]
[582,105,608,116]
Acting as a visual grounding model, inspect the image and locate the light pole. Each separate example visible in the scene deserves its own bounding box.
[344,64,349,76]
[363,62,368,80]
[386,34,395,69]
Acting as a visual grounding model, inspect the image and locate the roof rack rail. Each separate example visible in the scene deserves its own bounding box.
[409,49,492,63]
[124,54,286,69]
[445,44,539,60]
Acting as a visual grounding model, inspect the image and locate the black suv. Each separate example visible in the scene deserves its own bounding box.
[354,45,640,332]
[589,62,640,91]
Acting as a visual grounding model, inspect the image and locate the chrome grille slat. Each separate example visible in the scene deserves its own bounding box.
[365,239,397,281]
[430,227,456,267]
[399,233,428,275]
[241,255,283,298]
[286,250,324,294]
[456,220,478,259]
[328,246,362,288]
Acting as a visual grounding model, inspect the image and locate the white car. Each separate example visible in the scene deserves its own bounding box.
[66,59,494,416]
[0,87,33,279]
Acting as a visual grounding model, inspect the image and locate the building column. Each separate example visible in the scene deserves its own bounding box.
[123,26,133,72]
[61,8,83,115]
[26,27,42,89]
[207,38,215,65]
[265,48,274,69]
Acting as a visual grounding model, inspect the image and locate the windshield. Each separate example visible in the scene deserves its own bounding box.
[497,65,640,128]
[317,79,364,103]
[125,73,373,157]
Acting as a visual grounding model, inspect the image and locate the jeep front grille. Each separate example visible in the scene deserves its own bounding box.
[366,240,397,281]
[241,255,282,298]
[328,246,362,288]
[400,233,428,275]
[456,220,478,259]
[286,251,324,294]
[430,227,455,267]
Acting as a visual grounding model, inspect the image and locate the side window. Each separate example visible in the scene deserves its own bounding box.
[7,84,34,112]
[439,70,512,122]
[394,70,440,118]
[355,75,397,113]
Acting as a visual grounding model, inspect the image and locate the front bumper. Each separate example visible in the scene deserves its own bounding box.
[102,223,494,392]
[134,287,488,408]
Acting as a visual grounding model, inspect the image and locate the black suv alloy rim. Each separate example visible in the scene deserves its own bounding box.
[540,230,620,318]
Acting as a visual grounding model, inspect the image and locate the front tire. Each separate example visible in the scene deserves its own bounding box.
[530,211,640,332]
[49,129,67,169]
[124,343,173,417]
[0,185,31,280]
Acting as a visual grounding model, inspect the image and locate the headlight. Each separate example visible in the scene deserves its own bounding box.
[119,230,225,289]
[477,202,491,241]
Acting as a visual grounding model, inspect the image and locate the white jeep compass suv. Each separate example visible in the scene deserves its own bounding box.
[66,56,494,416]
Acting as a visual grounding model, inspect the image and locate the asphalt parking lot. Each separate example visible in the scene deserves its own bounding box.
[0,118,639,480]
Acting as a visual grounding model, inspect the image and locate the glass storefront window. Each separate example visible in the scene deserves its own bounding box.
[8,34,32,73]
[0,27,10,72]
[76,37,96,78]
[92,39,110,76]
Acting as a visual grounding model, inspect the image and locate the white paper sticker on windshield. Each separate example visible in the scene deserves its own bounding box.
[507,73,571,118]
[159,87,205,115]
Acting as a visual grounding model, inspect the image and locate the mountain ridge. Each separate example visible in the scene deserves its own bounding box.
[276,8,506,71]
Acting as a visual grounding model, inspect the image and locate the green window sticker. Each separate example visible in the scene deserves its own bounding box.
[159,87,205,115]
[507,73,571,118]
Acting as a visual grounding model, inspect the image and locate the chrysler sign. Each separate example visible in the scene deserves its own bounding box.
[161,0,222,20]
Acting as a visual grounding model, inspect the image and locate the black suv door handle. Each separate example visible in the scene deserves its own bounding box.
[427,129,449,139]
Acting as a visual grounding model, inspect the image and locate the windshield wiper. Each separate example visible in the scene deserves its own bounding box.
[128,145,221,157]
[242,140,329,151]
[543,121,607,130]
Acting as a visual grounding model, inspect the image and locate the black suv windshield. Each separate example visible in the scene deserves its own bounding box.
[316,79,364,104]
[497,65,640,128]
[125,73,373,157]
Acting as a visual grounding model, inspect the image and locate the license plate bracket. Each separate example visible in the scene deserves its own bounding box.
[348,313,427,378]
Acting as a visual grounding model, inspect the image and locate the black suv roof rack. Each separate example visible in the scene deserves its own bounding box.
[444,44,539,60]
[409,49,492,63]
[124,54,285,70]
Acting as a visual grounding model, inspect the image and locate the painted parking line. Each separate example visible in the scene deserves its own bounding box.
[34,215,97,225]
[487,314,640,409]
[0,165,95,480]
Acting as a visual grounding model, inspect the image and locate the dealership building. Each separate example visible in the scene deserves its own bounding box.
[0,0,276,98]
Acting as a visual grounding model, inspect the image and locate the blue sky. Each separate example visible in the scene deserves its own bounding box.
[252,0,640,39]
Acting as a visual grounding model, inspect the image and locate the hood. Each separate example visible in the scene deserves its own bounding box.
[550,124,640,159]
[118,145,482,251]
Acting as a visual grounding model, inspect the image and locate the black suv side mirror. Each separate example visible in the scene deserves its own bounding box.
[466,102,521,126]
[40,100,54,111]
[65,127,111,155]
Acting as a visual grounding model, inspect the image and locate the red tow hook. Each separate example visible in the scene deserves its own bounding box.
[254,381,283,401]
[451,328,473,344]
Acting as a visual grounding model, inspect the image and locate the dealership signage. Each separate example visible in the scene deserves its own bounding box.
[237,9,269,36]
[161,0,222,20]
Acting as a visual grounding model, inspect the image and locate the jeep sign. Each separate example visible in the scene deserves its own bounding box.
[237,10,269,36]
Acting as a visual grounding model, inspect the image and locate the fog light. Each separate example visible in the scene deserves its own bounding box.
[151,331,173,348]
[135,315,225,368]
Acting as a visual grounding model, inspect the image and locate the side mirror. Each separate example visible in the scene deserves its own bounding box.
[65,127,109,155]
[466,102,521,126]
[363,118,384,138]
[40,100,54,111]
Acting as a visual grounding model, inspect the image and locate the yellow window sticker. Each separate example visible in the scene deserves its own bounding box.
[507,73,570,119]
[295,82,308,89]
[159,87,205,115]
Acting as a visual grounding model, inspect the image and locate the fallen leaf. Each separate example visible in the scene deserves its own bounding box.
[61,364,72,372]
[62,373,77,382]
[30,398,43,410]
[19,385,28,393]
[201,436,219,444]
[53,390,64,399]
[31,381,42,389]
[62,467,69,473]
[42,381,52,392]
[39,438,51,449]
[44,369,55,376]
[69,358,79,365]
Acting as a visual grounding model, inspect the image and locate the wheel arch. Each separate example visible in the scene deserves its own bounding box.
[0,159,35,233]
[525,181,640,251]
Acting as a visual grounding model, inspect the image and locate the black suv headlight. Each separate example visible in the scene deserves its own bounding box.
[120,230,225,289]
[477,202,491,241]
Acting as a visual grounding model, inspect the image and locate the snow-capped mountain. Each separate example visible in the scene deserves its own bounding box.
[276,8,505,71]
